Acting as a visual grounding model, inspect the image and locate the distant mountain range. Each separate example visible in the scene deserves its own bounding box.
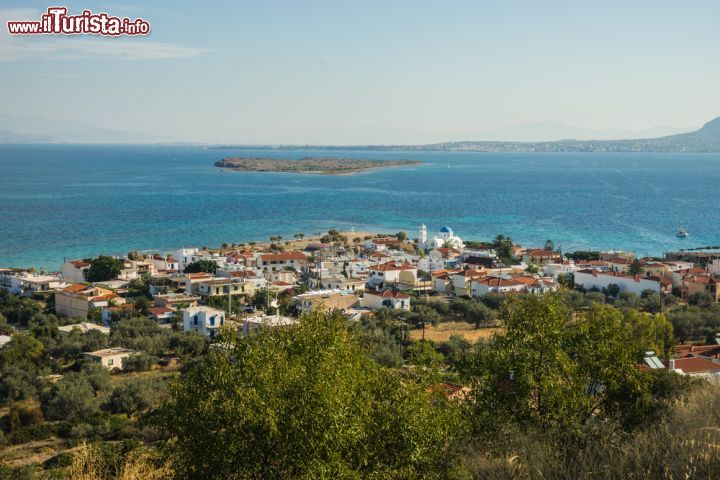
[0,114,169,144]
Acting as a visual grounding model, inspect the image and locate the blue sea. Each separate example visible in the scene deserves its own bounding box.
[1,144,719,271]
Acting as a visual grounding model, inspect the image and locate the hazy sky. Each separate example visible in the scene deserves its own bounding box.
[1,0,719,144]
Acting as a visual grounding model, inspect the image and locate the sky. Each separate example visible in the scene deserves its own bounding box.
[1,0,719,144]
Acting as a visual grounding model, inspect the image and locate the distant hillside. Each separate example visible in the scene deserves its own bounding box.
[398,117,720,153]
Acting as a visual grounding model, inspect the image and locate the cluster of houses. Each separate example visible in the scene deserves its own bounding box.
[2,227,720,376]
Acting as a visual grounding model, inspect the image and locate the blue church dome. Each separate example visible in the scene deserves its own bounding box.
[439,226,453,234]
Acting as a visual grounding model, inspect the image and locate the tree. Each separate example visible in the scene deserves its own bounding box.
[0,333,44,371]
[604,283,621,299]
[123,352,158,372]
[492,234,515,264]
[183,260,218,274]
[41,372,100,422]
[623,309,673,359]
[86,256,124,282]
[396,231,408,241]
[0,367,37,405]
[151,311,463,479]
[406,340,445,367]
[688,291,714,308]
[544,239,555,251]
[108,378,165,416]
[133,296,151,316]
[462,294,652,435]
[628,259,644,276]
[127,250,144,261]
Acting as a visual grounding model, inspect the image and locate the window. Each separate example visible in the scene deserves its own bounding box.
[107,358,114,366]
[210,316,215,326]
[193,315,198,325]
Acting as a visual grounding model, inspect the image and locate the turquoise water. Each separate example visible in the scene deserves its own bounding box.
[1,144,719,270]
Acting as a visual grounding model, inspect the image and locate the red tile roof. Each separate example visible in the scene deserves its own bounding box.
[525,249,559,257]
[260,251,307,261]
[666,357,720,374]
[63,283,92,293]
[69,260,90,268]
[368,261,415,272]
[365,290,410,299]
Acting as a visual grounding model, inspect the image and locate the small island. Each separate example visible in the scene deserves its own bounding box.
[215,157,423,175]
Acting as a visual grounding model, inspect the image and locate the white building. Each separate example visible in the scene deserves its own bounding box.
[173,248,200,271]
[258,251,308,273]
[61,260,91,283]
[574,269,661,295]
[182,306,226,338]
[84,347,136,370]
[471,277,525,297]
[366,261,417,290]
[418,225,464,252]
[0,271,64,297]
[543,262,578,278]
[242,315,297,335]
[363,290,411,310]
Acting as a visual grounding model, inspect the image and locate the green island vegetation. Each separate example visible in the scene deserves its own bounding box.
[214,157,423,175]
[1,274,720,478]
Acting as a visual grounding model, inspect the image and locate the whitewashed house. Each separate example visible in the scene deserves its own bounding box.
[182,306,226,338]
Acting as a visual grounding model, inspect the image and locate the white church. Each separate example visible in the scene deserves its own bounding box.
[418,224,464,251]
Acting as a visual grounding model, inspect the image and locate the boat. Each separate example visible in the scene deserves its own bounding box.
[676,229,689,238]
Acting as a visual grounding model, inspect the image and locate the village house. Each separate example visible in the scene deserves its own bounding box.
[182,305,226,337]
[364,237,402,251]
[366,261,417,290]
[573,269,663,296]
[196,278,254,303]
[428,247,462,261]
[543,261,578,278]
[55,284,126,318]
[683,275,720,302]
[84,347,136,370]
[512,275,557,294]
[604,257,636,273]
[293,289,360,313]
[362,290,411,311]
[258,251,308,273]
[151,254,179,272]
[61,260,91,283]
[147,306,177,324]
[315,276,365,292]
[0,270,64,297]
[58,322,110,335]
[226,250,256,268]
[449,270,487,297]
[666,357,720,379]
[471,277,525,297]
[101,304,136,323]
[431,270,460,294]
[153,292,200,309]
[242,315,297,335]
[522,249,561,267]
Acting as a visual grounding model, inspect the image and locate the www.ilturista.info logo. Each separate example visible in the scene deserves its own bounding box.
[7,7,150,36]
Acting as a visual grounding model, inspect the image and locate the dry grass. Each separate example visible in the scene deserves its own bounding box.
[0,437,74,467]
[464,382,720,479]
[409,322,499,343]
[67,443,173,480]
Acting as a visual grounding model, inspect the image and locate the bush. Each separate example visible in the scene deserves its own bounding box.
[41,372,100,422]
[108,378,166,415]
[122,353,158,372]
